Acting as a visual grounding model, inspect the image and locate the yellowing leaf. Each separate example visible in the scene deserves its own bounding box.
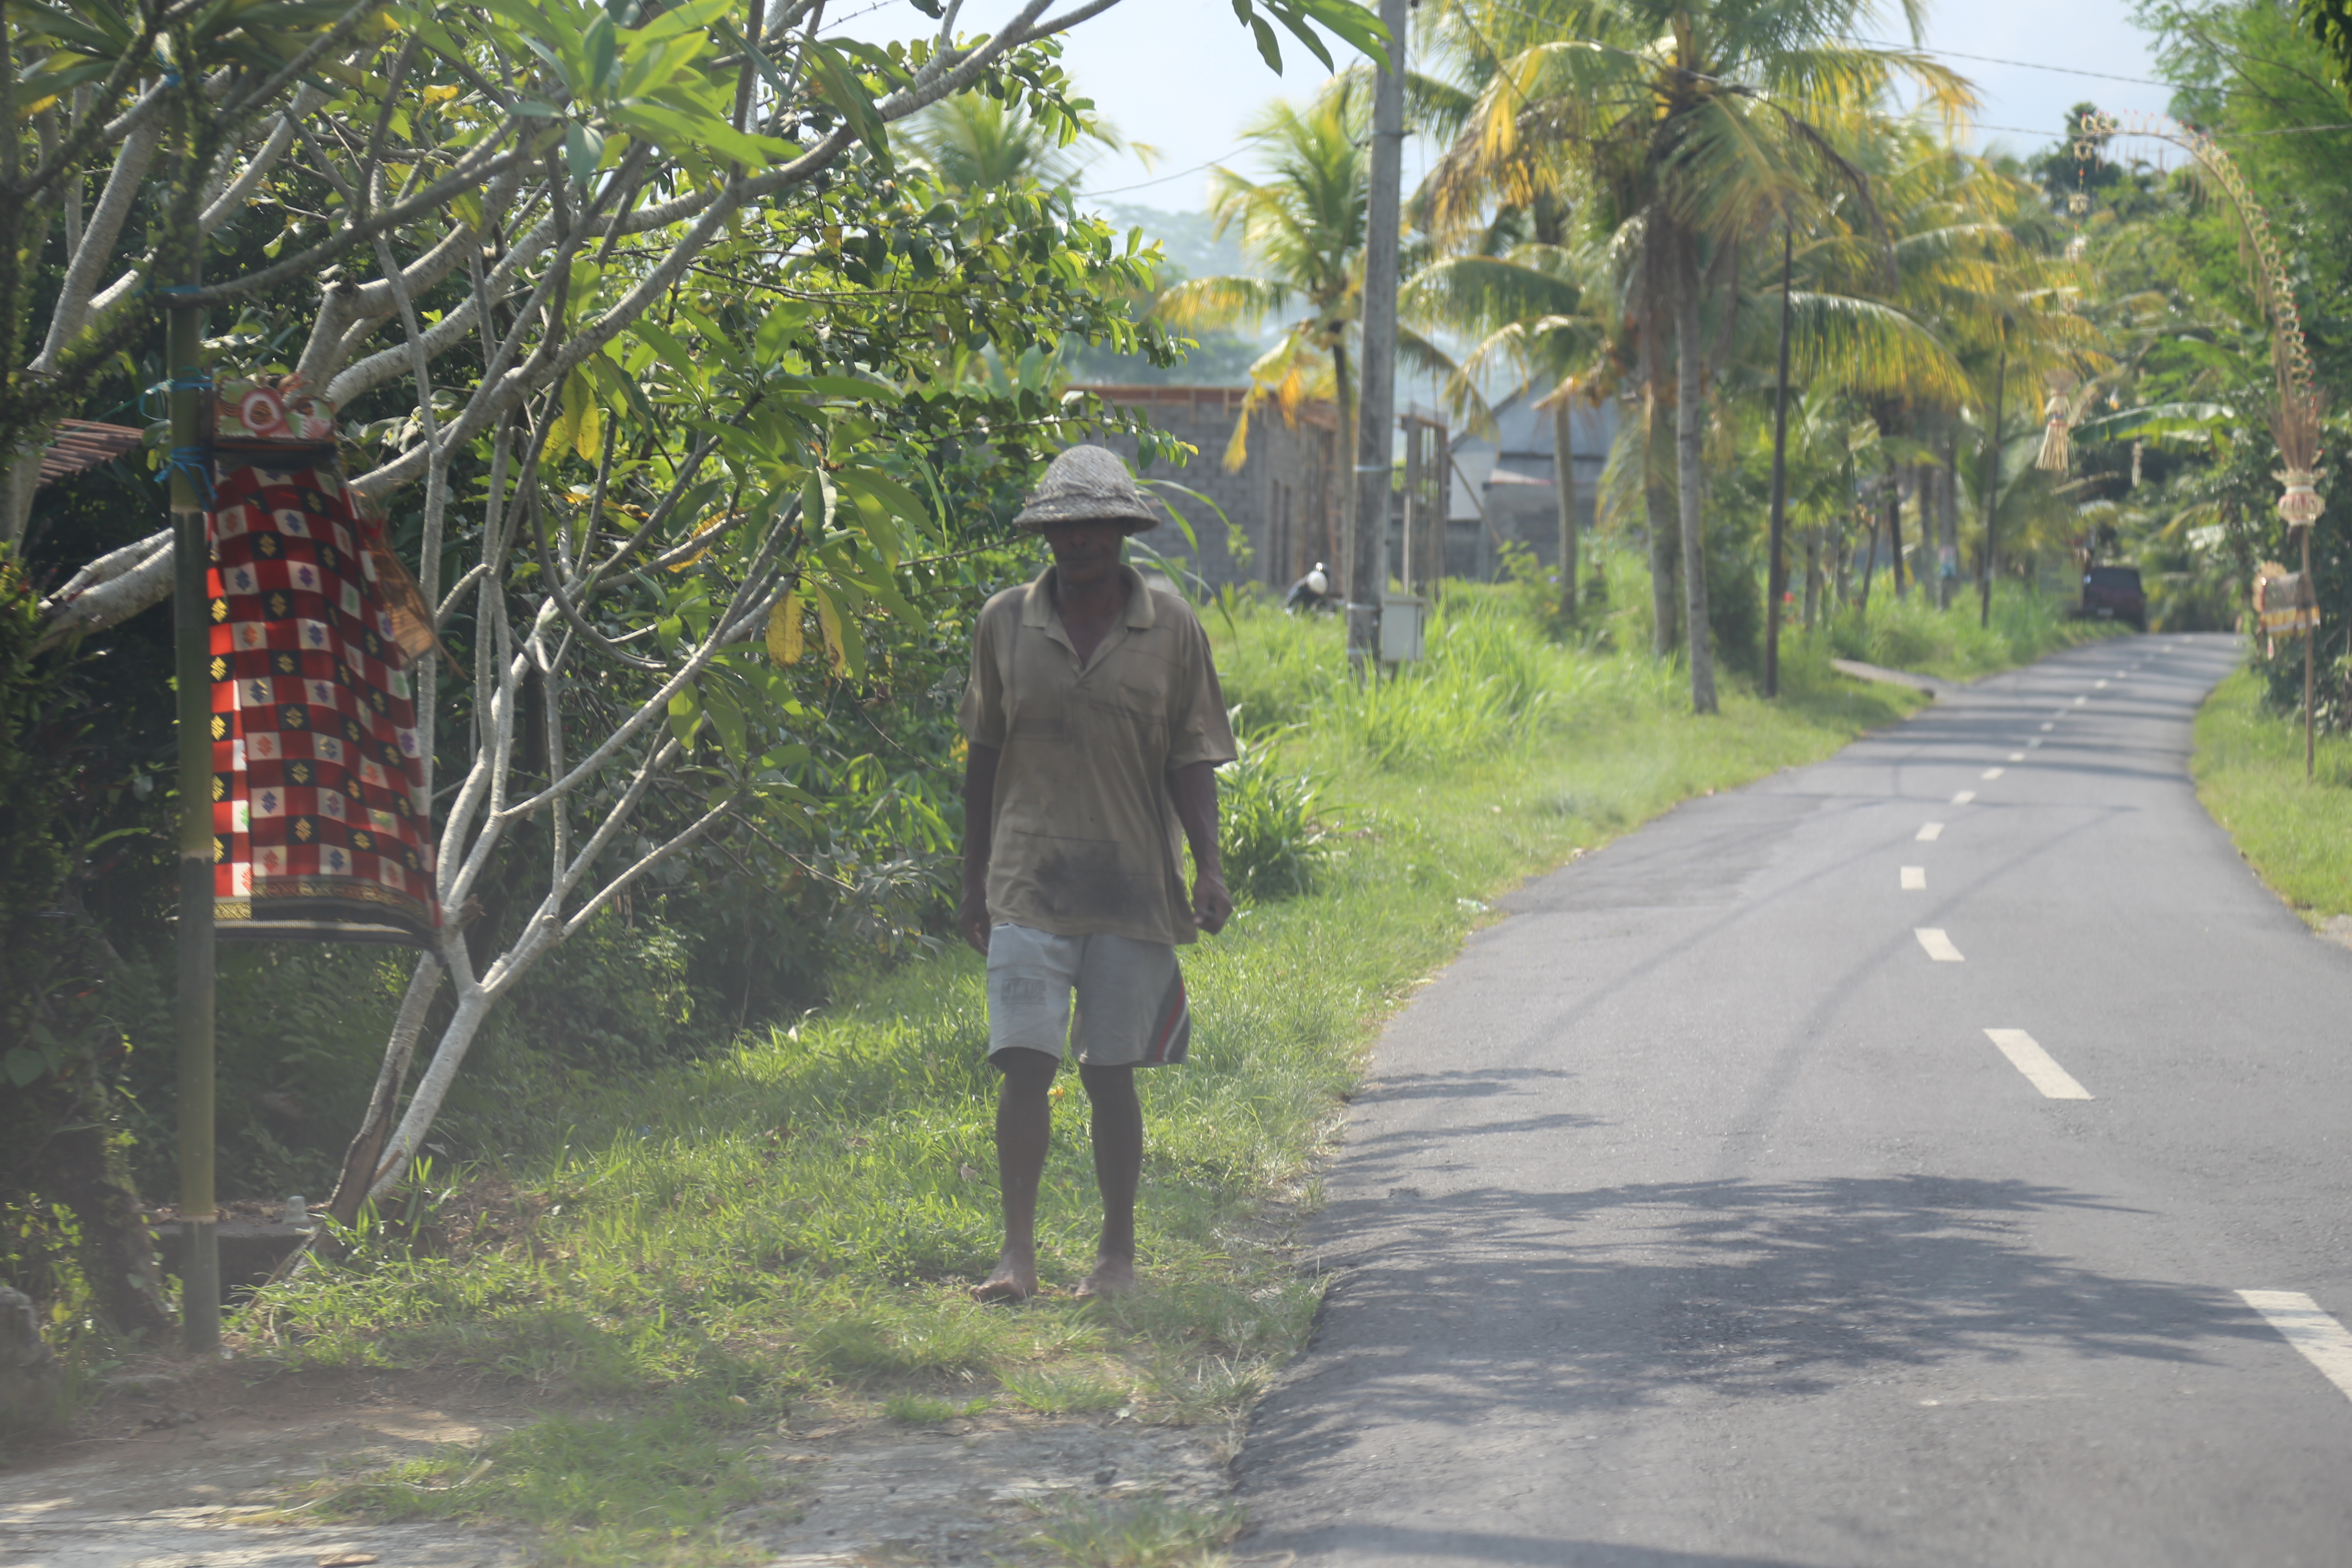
[557,368,589,463]
[767,594,805,666]
[665,513,727,571]
[815,591,846,676]
[423,83,461,105]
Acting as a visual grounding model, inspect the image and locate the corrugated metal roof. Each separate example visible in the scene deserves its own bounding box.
[38,419,144,486]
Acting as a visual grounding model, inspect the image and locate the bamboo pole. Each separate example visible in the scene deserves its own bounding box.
[168,257,218,1352]
[2304,524,2317,780]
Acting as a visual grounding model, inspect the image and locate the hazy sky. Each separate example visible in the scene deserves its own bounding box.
[830,0,2184,208]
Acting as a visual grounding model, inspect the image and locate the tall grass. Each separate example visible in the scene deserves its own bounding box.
[1823,585,2123,681]
[1217,586,1677,771]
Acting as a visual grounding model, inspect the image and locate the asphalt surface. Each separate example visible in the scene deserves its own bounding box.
[1237,632,2352,1567]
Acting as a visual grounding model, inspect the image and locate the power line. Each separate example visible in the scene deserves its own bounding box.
[1086,147,1247,198]
[1844,37,2174,91]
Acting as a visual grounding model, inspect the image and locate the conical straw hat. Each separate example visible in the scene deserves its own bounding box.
[1011,445,1162,532]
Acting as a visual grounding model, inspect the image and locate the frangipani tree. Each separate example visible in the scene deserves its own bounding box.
[0,0,1389,1227]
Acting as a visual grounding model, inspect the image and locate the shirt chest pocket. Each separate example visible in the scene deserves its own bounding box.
[1109,678,1169,748]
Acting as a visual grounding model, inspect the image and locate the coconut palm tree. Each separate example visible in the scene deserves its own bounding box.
[1421,0,1972,712]
[1152,81,1371,574]
[1403,237,1613,624]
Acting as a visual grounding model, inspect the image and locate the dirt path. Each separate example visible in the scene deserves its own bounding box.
[3,1361,1236,1567]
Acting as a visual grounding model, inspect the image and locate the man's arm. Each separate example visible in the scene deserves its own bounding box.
[960,742,1002,954]
[1170,760,1232,936]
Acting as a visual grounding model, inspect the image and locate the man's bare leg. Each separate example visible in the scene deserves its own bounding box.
[974,1049,1058,1302]
[1075,1063,1141,1297]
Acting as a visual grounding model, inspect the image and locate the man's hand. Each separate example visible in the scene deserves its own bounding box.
[960,742,1001,956]
[960,884,993,955]
[1192,869,1234,936]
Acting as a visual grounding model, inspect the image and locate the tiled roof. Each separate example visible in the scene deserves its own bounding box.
[38,419,143,486]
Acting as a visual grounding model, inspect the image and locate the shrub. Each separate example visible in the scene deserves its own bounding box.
[1216,721,1335,903]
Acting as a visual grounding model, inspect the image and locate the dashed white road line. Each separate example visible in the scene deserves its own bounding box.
[2239,1292,2352,1403]
[1951,790,1976,805]
[1983,1029,2092,1099]
[1901,866,1926,889]
[1915,928,1964,962]
[2095,680,2110,689]
[2027,738,2043,748]
[2073,695,2089,705]
[1981,768,2005,780]
[1917,822,1944,842]
[2007,752,2024,762]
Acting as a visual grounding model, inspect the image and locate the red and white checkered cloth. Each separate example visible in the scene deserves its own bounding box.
[208,456,440,940]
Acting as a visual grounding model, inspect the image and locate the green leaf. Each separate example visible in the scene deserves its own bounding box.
[667,686,702,748]
[565,121,606,185]
[703,683,747,759]
[630,0,733,48]
[585,12,618,93]
[609,101,778,167]
[802,38,891,162]
[753,300,817,363]
[5,1047,47,1088]
[629,319,702,381]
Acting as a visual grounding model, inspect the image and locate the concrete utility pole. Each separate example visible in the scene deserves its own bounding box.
[1349,0,1408,672]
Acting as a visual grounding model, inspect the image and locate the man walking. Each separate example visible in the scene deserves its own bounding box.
[958,446,1237,1302]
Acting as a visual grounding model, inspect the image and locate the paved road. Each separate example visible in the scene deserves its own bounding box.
[1237,633,2352,1567]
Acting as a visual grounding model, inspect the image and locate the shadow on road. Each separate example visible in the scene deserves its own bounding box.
[1245,1173,2266,1489]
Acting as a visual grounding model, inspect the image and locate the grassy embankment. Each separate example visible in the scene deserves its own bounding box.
[231,571,2095,1565]
[2193,665,2352,925]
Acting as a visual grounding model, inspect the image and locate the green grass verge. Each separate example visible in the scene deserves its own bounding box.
[238,560,2105,1565]
[2193,664,2352,926]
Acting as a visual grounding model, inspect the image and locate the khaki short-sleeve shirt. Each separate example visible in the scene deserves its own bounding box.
[959,564,1237,946]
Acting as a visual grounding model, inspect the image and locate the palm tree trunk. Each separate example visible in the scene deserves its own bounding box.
[1857,517,1876,621]
[1332,338,1355,628]
[1803,528,1822,631]
[1889,474,1906,599]
[1939,428,1961,609]
[1672,226,1716,715]
[1641,219,1677,656]
[1552,396,1578,626]
[1646,392,1678,655]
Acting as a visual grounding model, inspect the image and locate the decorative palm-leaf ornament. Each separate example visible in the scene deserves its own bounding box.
[2036,373,2098,473]
[2081,114,2324,531]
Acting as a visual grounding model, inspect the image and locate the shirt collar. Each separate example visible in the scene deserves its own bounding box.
[1020,563,1158,631]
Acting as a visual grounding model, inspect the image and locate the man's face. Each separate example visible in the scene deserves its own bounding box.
[1041,521,1127,588]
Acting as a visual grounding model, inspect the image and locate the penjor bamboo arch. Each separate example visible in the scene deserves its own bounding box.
[2080,111,2326,773]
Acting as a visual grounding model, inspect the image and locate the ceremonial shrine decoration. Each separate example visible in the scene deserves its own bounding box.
[2255,564,2320,643]
[2277,469,2324,535]
[205,380,441,944]
[210,376,339,447]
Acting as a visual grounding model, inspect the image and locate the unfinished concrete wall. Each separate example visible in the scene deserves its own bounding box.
[1070,386,1338,596]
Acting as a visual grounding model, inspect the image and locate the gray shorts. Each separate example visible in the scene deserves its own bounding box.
[985,924,1191,1068]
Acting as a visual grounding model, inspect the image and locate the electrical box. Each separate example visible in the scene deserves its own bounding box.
[1380,591,1426,663]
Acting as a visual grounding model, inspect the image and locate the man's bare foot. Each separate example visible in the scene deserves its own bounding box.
[971,1249,1038,1303]
[1073,1253,1135,1299]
